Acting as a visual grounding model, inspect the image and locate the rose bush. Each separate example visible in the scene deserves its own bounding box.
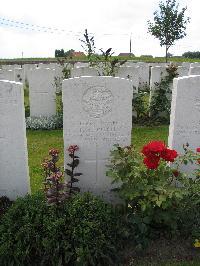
[107,141,200,249]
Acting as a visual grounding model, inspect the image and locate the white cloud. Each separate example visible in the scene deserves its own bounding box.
[0,0,199,58]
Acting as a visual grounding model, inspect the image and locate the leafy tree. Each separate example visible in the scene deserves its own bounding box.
[148,0,190,62]
[55,49,65,57]
[182,51,200,59]
[65,49,75,58]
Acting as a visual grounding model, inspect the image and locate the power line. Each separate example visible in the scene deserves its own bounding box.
[0,17,83,36]
[0,16,131,37]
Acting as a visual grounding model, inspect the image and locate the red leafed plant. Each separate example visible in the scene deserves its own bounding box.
[42,146,81,206]
[42,148,69,206]
[65,145,82,195]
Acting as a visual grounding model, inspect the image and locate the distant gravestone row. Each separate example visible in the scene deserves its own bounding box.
[0,61,198,119]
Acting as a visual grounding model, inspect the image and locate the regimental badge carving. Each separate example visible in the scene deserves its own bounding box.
[82,86,114,118]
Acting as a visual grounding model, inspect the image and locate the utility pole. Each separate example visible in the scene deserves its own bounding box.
[129,33,132,56]
[21,51,23,68]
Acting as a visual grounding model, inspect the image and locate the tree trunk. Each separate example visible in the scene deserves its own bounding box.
[165,45,168,63]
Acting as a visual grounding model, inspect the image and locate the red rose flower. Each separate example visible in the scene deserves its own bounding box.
[161,148,178,162]
[67,145,79,154]
[143,155,160,169]
[142,141,166,157]
[196,147,200,153]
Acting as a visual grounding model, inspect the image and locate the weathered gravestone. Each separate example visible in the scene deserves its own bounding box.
[28,68,57,117]
[115,66,139,118]
[71,67,99,78]
[0,69,14,81]
[177,66,189,77]
[62,76,133,202]
[189,66,200,75]
[136,62,150,88]
[168,75,200,175]
[182,62,190,68]
[0,80,30,200]
[74,62,89,68]
[14,67,25,83]
[150,66,168,92]
[116,66,139,92]
[190,62,200,68]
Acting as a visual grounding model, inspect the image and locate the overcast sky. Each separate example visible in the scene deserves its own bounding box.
[0,0,199,58]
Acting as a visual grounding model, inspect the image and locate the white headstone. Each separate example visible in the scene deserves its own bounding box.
[116,66,139,92]
[124,61,137,67]
[190,62,200,68]
[0,80,30,199]
[0,69,14,81]
[150,66,168,91]
[138,64,150,88]
[54,64,63,77]
[189,66,200,75]
[182,62,190,68]
[74,62,89,68]
[71,67,99,78]
[2,65,14,70]
[62,76,133,202]
[177,66,189,77]
[149,66,168,103]
[168,75,200,175]
[14,67,25,83]
[28,68,57,117]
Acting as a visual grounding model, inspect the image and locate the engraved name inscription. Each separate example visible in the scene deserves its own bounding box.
[175,123,200,136]
[65,121,131,143]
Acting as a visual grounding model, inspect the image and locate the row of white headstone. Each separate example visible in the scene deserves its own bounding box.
[1,62,200,118]
[0,74,199,201]
[0,62,198,117]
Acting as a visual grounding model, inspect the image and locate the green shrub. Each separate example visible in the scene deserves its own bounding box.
[149,64,178,123]
[177,180,200,241]
[133,86,150,123]
[0,192,124,265]
[0,196,12,219]
[106,143,189,249]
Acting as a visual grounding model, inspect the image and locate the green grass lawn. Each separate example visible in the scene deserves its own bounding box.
[1,56,200,64]
[27,125,168,194]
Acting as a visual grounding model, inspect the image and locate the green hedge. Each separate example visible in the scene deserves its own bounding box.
[0,193,124,266]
